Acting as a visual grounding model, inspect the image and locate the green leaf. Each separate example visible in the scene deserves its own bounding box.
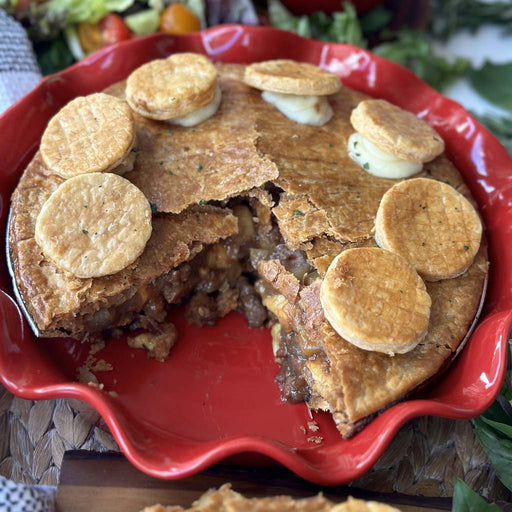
[452,479,502,512]
[479,415,512,439]
[470,61,512,112]
[45,0,136,24]
[124,9,160,35]
[373,28,471,91]
[36,35,75,75]
[429,0,512,41]
[473,416,512,492]
[268,0,311,38]
[359,5,393,35]
[481,393,512,425]
[268,0,365,46]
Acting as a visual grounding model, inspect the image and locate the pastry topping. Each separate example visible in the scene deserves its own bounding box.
[35,172,152,279]
[320,247,431,355]
[169,85,222,127]
[375,178,482,281]
[348,132,422,179]
[261,90,333,126]
[40,93,136,179]
[350,99,445,163]
[126,53,217,120]
[244,59,339,126]
[243,59,341,95]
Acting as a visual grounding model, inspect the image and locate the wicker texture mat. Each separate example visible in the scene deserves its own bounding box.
[0,385,509,500]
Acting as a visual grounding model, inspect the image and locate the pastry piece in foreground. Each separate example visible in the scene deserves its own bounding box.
[140,484,402,512]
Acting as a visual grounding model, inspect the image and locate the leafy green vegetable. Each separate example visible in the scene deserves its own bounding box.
[268,0,365,46]
[359,5,392,35]
[35,34,75,75]
[373,28,471,90]
[470,61,512,112]
[452,479,503,512]
[268,0,311,38]
[473,417,512,493]
[124,9,160,35]
[45,0,136,24]
[310,3,365,46]
[430,0,512,41]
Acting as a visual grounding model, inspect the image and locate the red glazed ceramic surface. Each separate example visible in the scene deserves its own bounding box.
[0,26,509,485]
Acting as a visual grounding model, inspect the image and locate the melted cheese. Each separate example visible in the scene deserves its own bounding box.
[261,90,333,126]
[348,132,422,179]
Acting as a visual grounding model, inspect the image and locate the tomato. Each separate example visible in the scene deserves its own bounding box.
[158,3,201,35]
[78,22,103,54]
[78,14,131,54]
[99,14,132,47]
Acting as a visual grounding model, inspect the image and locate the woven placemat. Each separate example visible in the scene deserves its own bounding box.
[0,385,509,500]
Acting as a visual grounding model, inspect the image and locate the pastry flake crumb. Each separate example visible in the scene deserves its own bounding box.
[307,421,319,432]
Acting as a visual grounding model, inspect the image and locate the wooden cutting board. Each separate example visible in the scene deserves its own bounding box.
[55,451,460,512]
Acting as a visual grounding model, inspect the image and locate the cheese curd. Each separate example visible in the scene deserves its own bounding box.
[348,132,422,179]
[170,86,222,127]
[261,90,333,126]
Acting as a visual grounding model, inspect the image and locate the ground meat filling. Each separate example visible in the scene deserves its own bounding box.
[77,199,277,359]
[274,327,312,403]
[79,197,318,367]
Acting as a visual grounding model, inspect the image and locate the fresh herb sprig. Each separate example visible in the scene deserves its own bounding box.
[373,28,471,91]
[267,0,366,46]
[430,0,512,41]
[470,61,512,112]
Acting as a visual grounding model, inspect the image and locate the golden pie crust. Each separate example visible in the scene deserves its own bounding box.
[375,177,483,280]
[320,247,431,355]
[8,59,488,437]
[40,93,135,179]
[125,53,218,120]
[350,99,445,163]
[244,59,342,95]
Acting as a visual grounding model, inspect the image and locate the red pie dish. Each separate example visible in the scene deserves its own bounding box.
[0,26,510,485]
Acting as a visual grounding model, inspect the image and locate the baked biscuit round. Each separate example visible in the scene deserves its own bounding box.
[125,53,217,120]
[320,247,431,355]
[350,99,445,163]
[35,172,152,279]
[40,93,135,179]
[375,178,482,281]
[243,59,341,95]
